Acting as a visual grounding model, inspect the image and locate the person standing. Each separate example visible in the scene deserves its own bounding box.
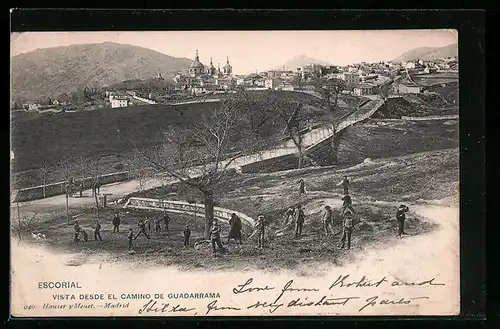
[298,179,306,196]
[396,205,409,238]
[342,176,350,195]
[210,219,225,256]
[112,211,121,233]
[145,219,151,232]
[163,212,171,231]
[340,207,355,250]
[127,228,134,250]
[134,219,150,240]
[252,214,266,248]
[283,207,296,226]
[94,219,102,241]
[227,213,243,244]
[154,217,162,233]
[323,205,334,235]
[295,205,305,237]
[73,221,81,242]
[183,225,191,247]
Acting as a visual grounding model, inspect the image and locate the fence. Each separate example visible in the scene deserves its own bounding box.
[124,197,256,227]
[13,171,132,202]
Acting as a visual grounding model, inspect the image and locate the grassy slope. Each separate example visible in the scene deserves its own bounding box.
[11,91,354,189]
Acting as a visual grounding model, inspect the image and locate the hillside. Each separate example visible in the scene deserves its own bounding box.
[11,91,335,189]
[11,42,193,101]
[280,55,330,70]
[393,43,458,62]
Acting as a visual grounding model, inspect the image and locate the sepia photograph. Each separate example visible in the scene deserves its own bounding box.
[10,29,460,317]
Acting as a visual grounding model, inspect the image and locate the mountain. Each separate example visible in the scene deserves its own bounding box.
[279,55,331,71]
[393,43,458,62]
[11,42,193,101]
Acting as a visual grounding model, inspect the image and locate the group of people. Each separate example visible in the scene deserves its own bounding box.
[72,210,172,250]
[72,175,411,255]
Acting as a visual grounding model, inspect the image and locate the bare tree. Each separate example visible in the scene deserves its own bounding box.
[277,100,308,169]
[38,162,51,198]
[11,213,42,241]
[235,88,278,143]
[126,151,151,192]
[313,77,347,163]
[59,158,77,224]
[135,99,258,239]
[75,156,90,197]
[87,160,103,219]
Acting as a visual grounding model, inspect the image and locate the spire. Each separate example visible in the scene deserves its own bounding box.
[227,56,229,64]
[195,50,199,61]
[210,57,213,65]
[218,63,221,72]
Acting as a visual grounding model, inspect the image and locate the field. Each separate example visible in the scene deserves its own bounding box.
[12,91,350,189]
[18,147,456,273]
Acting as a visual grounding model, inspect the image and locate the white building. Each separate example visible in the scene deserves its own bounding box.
[342,73,360,84]
[398,82,421,94]
[353,84,375,96]
[111,98,129,108]
[264,78,282,89]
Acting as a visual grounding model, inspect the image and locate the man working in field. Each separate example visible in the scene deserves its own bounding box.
[163,211,171,231]
[227,213,243,244]
[323,205,334,235]
[340,207,356,250]
[250,214,266,248]
[396,204,410,238]
[336,176,350,195]
[283,206,296,226]
[210,219,225,256]
[298,179,306,196]
[183,225,191,247]
[134,219,150,240]
[154,217,162,233]
[112,211,121,233]
[93,219,102,241]
[295,205,305,237]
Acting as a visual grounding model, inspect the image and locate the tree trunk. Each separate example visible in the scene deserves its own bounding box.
[42,175,46,198]
[94,192,100,219]
[66,193,70,224]
[203,190,215,240]
[297,148,303,169]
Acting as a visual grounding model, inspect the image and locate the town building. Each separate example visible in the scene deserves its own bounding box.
[25,103,41,111]
[111,96,129,108]
[353,84,375,96]
[265,78,282,89]
[398,80,421,94]
[342,72,360,84]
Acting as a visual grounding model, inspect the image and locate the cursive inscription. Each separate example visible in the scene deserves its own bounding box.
[287,295,359,308]
[206,300,241,315]
[329,275,388,289]
[358,295,428,312]
[138,299,195,314]
[391,278,445,287]
[233,278,275,294]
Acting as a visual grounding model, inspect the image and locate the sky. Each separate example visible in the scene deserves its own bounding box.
[11,30,457,75]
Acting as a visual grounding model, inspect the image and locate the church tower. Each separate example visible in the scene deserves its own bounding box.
[223,56,233,75]
[189,50,205,77]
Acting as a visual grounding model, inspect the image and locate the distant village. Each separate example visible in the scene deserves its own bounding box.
[14,50,458,112]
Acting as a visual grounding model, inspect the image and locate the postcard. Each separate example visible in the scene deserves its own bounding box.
[10,29,460,317]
